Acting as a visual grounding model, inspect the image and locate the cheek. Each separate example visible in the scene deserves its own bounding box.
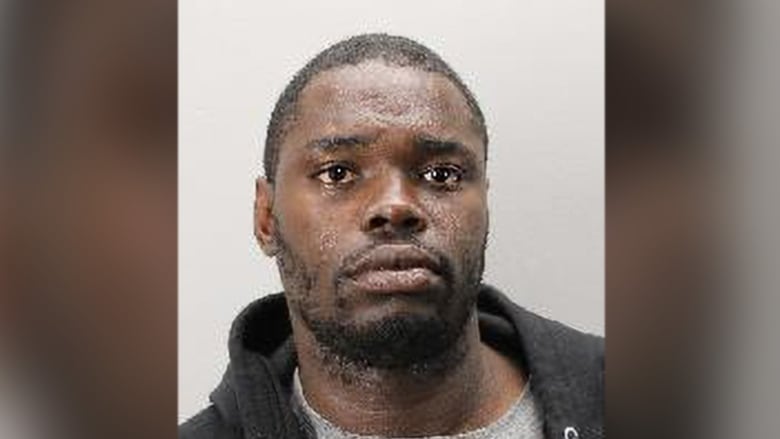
[429,190,488,247]
[275,188,345,269]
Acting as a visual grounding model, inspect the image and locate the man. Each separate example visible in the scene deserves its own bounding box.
[181,33,603,439]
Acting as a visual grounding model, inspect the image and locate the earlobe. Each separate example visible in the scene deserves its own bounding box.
[254,177,278,256]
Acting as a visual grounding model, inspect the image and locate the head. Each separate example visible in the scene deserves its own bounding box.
[254,34,490,372]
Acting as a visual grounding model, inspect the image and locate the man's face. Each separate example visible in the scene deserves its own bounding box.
[262,60,489,369]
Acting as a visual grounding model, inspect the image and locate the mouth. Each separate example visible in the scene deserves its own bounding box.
[342,245,445,294]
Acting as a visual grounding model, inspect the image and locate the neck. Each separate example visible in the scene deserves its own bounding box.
[292,314,525,437]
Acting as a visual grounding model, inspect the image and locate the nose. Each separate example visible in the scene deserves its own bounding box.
[361,173,427,238]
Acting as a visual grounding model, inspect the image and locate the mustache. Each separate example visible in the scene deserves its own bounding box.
[334,238,455,286]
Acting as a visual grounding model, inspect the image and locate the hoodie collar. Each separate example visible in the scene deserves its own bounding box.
[211,285,603,439]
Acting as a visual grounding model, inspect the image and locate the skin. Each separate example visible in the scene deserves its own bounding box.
[255,60,525,436]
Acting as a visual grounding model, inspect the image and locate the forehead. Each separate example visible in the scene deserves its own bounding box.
[287,60,483,150]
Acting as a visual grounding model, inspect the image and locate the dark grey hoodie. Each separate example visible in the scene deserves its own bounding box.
[180,285,604,439]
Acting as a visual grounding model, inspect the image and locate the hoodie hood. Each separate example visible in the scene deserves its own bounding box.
[197,285,603,439]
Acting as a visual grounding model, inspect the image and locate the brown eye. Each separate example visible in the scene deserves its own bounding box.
[315,164,357,184]
[421,165,463,186]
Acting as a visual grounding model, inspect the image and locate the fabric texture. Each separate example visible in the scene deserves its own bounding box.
[179,285,604,439]
[290,367,544,439]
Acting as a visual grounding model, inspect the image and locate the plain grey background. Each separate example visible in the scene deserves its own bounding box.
[179,0,603,422]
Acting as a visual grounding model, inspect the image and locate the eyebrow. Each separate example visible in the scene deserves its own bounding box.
[304,133,480,163]
[414,135,478,163]
[305,135,376,152]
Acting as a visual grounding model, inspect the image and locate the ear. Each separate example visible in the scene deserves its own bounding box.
[254,177,278,256]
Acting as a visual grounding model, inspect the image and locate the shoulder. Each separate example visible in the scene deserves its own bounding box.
[508,296,603,379]
[479,284,603,355]
[179,406,241,439]
[516,303,603,363]
[478,284,603,391]
[478,285,604,436]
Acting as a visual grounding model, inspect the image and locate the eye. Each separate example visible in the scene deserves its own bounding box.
[314,163,358,185]
[420,165,464,187]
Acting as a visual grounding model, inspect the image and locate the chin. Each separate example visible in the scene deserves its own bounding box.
[346,294,442,324]
[306,305,468,371]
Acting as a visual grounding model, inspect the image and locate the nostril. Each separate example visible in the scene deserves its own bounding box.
[368,216,388,230]
[402,216,420,230]
[364,205,426,234]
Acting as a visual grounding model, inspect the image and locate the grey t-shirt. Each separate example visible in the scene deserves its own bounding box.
[290,369,544,439]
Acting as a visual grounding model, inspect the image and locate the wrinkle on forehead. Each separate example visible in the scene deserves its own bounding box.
[294,60,478,139]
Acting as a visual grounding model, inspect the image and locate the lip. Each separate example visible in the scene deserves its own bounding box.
[342,245,444,293]
[343,245,442,277]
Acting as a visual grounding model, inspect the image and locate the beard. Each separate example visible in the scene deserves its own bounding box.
[304,303,473,374]
[274,223,486,374]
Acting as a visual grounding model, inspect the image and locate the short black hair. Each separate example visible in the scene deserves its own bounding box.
[263,33,488,182]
